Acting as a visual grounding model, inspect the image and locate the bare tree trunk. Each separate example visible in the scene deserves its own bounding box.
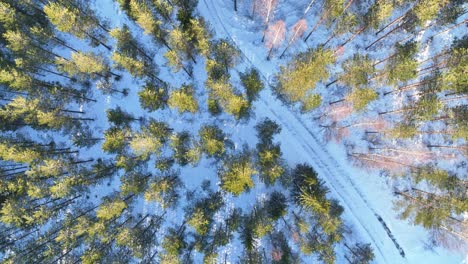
[340,26,366,47]
[304,8,329,42]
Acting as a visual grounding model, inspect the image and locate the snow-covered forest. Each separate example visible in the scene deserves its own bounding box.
[0,0,466,263]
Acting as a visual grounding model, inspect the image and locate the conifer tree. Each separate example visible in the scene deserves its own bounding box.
[345,243,374,264]
[210,38,241,75]
[275,48,334,110]
[170,131,201,166]
[240,68,264,102]
[55,51,110,80]
[219,149,257,195]
[255,118,285,184]
[110,25,160,80]
[44,1,111,50]
[144,172,182,209]
[107,107,139,127]
[198,125,228,158]
[129,130,164,159]
[168,84,199,114]
[386,42,419,84]
[102,127,127,154]
[138,81,168,111]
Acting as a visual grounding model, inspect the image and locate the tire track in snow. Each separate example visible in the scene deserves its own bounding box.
[200,0,406,263]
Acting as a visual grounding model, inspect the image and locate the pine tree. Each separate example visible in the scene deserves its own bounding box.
[144,173,182,209]
[346,88,378,111]
[129,130,163,159]
[255,118,285,184]
[386,42,419,85]
[365,0,396,30]
[302,94,322,112]
[210,38,241,74]
[387,123,418,139]
[255,118,281,145]
[107,107,139,127]
[199,125,228,158]
[138,81,168,111]
[55,51,110,80]
[265,191,287,221]
[167,84,199,114]
[170,131,200,166]
[240,68,264,102]
[275,48,334,109]
[96,197,127,221]
[219,149,257,195]
[102,127,127,154]
[440,45,467,94]
[291,164,329,215]
[340,54,375,90]
[205,79,249,119]
[44,1,111,50]
[345,243,374,264]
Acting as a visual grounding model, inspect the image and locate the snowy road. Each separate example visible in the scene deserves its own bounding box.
[199,0,407,263]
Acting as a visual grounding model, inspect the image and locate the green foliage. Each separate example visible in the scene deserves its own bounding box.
[412,0,450,26]
[138,81,168,111]
[107,107,137,127]
[170,131,200,166]
[255,119,285,184]
[160,227,186,262]
[255,118,281,145]
[206,79,249,119]
[240,68,264,102]
[257,145,285,184]
[199,125,226,158]
[96,198,127,221]
[210,38,240,73]
[387,123,418,139]
[56,51,108,79]
[168,85,198,114]
[387,42,419,84]
[440,46,467,94]
[187,191,223,236]
[102,127,127,153]
[341,54,375,89]
[276,48,334,108]
[301,94,322,112]
[265,191,287,220]
[144,174,181,208]
[164,49,186,73]
[346,243,375,264]
[412,166,458,190]
[395,189,466,229]
[128,0,160,35]
[413,94,443,121]
[291,164,330,215]
[220,150,257,195]
[347,88,378,111]
[129,130,163,158]
[188,208,209,235]
[325,0,346,23]
[111,52,144,77]
[365,0,395,29]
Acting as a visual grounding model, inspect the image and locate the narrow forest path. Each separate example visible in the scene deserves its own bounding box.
[199,0,407,263]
